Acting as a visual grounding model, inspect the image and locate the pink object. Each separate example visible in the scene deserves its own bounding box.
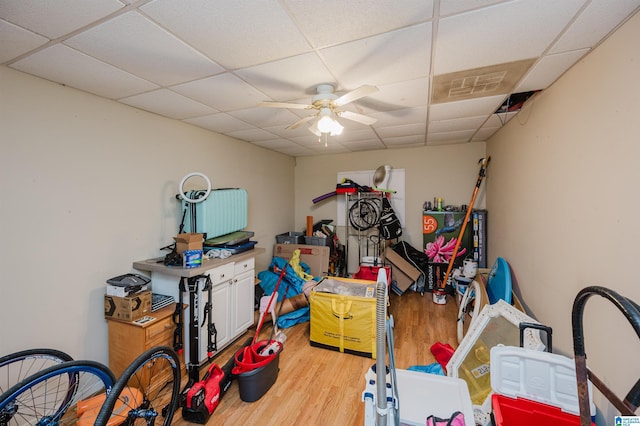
[426,411,465,426]
[425,235,466,263]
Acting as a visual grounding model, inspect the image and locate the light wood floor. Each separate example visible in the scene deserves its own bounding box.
[171,291,460,425]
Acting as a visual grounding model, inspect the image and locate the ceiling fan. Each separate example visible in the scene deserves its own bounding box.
[258,84,379,137]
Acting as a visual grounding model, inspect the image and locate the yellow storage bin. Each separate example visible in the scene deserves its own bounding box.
[309,277,379,358]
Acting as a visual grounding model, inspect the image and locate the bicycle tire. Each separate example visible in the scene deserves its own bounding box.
[95,346,180,426]
[0,348,73,395]
[349,198,380,231]
[0,360,115,426]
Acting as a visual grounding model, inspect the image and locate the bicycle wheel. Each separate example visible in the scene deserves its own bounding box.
[95,346,180,426]
[0,348,73,395]
[0,360,115,426]
[349,198,380,231]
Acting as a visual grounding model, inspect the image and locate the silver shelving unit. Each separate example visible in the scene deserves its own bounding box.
[345,192,384,275]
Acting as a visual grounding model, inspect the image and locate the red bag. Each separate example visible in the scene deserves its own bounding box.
[430,342,455,372]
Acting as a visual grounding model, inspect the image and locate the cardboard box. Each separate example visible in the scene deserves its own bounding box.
[309,277,378,358]
[273,243,329,277]
[423,211,473,267]
[384,248,423,295]
[174,233,203,254]
[104,291,152,322]
[425,262,456,293]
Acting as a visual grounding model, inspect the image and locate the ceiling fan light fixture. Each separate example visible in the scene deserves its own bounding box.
[316,107,343,135]
[317,114,334,133]
[330,119,343,136]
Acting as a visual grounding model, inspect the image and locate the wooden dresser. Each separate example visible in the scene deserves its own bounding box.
[106,303,185,378]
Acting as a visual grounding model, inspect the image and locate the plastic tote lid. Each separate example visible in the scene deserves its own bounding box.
[490,345,595,417]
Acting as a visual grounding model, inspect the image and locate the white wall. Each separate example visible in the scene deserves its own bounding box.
[486,11,640,421]
[0,66,295,362]
[294,144,487,261]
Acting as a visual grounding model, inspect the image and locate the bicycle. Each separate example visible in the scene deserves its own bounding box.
[95,346,180,426]
[0,348,74,395]
[0,359,115,425]
[0,346,180,426]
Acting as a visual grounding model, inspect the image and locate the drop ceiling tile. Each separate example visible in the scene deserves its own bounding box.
[340,139,387,151]
[516,49,589,92]
[359,78,430,113]
[428,115,488,133]
[284,0,433,48]
[4,0,637,158]
[439,0,508,16]
[171,73,267,111]
[184,113,253,134]
[434,0,585,74]
[471,126,500,141]
[337,118,375,132]
[277,148,315,157]
[376,123,426,138]
[291,133,331,146]
[265,143,314,157]
[0,0,124,39]
[226,128,279,142]
[228,107,303,129]
[550,0,640,54]
[263,123,313,139]
[0,19,49,63]
[383,135,426,146]
[311,143,350,154]
[369,106,428,127]
[142,0,311,69]
[251,139,297,149]
[235,53,335,101]
[484,112,517,127]
[432,59,535,104]
[427,129,475,142]
[10,44,158,99]
[333,127,380,142]
[429,95,505,121]
[321,23,432,88]
[119,89,216,119]
[427,138,469,146]
[65,12,222,86]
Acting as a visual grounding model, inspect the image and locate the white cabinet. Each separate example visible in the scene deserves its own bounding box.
[232,257,255,336]
[138,253,257,366]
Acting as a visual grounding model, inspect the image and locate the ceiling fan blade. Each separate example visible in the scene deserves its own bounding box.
[286,115,316,130]
[333,85,379,106]
[338,110,378,126]
[258,101,312,110]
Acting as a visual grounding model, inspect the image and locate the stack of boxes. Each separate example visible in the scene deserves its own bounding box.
[104,274,152,322]
[174,233,204,268]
